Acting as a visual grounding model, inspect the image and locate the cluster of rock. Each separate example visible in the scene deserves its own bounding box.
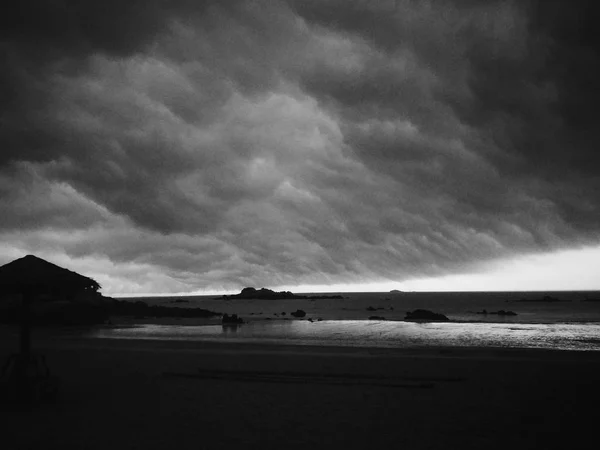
[290,309,306,317]
[219,287,343,300]
[222,308,308,324]
[222,313,244,324]
[404,309,450,322]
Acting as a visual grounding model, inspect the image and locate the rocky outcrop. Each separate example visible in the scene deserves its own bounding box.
[220,287,299,300]
[404,309,449,322]
[290,309,306,318]
[222,313,244,324]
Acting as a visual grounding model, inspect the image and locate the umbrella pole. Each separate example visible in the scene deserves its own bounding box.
[16,292,33,402]
[20,292,32,358]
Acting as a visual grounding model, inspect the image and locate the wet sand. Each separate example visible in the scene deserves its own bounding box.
[1,336,600,449]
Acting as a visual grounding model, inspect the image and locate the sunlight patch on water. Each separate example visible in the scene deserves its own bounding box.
[88,320,600,351]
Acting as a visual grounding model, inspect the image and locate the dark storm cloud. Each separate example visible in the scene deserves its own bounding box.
[1,0,208,166]
[0,162,113,231]
[1,0,191,58]
[1,0,599,293]
[292,0,600,231]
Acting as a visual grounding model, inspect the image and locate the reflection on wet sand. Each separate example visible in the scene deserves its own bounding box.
[222,324,241,334]
[86,320,600,351]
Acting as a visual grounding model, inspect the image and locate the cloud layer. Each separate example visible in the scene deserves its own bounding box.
[1,1,598,293]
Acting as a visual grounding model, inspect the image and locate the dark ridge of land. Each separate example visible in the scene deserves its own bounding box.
[108,299,221,318]
[218,287,344,300]
[0,297,221,326]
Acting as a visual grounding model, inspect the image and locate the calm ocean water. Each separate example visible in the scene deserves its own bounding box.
[131,290,600,324]
[87,291,600,351]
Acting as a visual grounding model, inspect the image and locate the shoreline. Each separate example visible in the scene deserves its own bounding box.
[108,316,600,325]
[63,339,600,362]
[3,328,600,361]
[3,319,600,354]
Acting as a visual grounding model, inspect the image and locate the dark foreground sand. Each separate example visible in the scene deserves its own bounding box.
[1,335,600,450]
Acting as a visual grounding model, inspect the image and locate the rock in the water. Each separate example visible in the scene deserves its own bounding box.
[222,313,244,324]
[404,309,449,322]
[291,309,306,318]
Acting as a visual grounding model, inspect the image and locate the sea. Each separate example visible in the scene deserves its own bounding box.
[85,290,600,352]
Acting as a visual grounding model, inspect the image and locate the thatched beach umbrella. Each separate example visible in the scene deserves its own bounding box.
[0,254,101,402]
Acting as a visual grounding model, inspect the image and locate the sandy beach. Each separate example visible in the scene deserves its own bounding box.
[1,333,600,450]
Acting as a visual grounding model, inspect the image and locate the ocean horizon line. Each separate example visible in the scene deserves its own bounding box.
[112,288,600,299]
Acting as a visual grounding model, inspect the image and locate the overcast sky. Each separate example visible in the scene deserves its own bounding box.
[1,1,598,295]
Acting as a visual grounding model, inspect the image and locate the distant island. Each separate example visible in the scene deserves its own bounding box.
[219,287,344,300]
[389,289,403,293]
